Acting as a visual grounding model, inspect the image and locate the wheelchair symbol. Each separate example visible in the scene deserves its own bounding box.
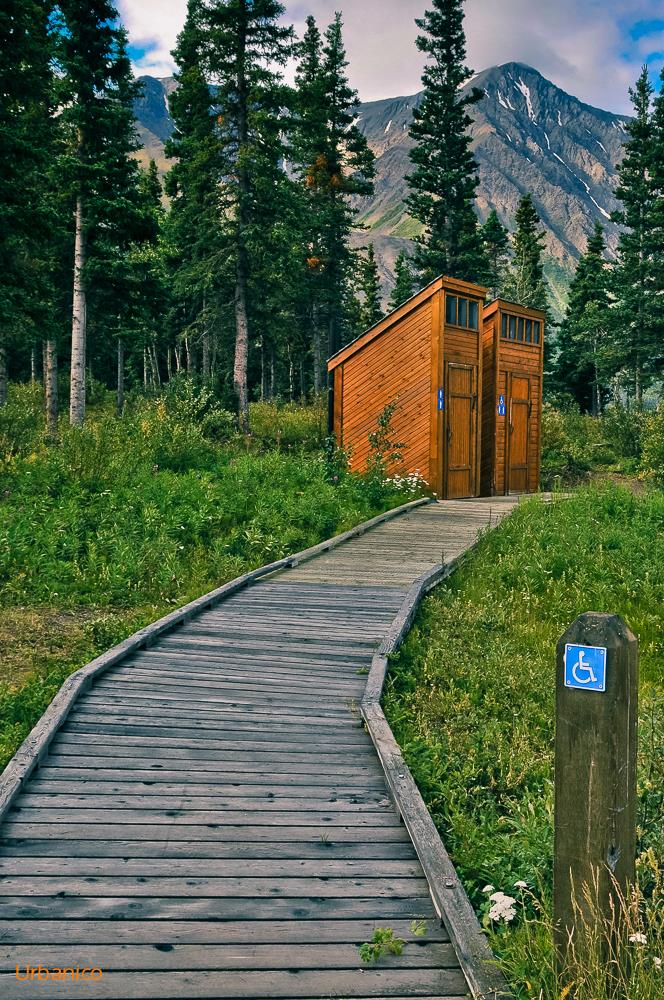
[564,644,606,691]
[571,650,598,685]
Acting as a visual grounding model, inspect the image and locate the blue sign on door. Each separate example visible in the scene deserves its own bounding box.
[438,388,444,411]
[564,644,607,692]
[497,394,506,416]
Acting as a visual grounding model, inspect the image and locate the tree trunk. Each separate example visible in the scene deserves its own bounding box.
[150,343,161,388]
[312,305,323,395]
[0,343,8,406]
[270,349,275,400]
[166,347,173,381]
[202,331,211,380]
[300,358,305,400]
[175,344,183,373]
[30,346,37,383]
[69,194,87,426]
[288,346,294,401]
[44,339,58,438]
[234,251,250,430]
[117,339,125,414]
[635,363,642,409]
[143,347,149,389]
[233,6,250,433]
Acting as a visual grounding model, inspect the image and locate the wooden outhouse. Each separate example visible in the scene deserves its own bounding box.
[328,275,487,499]
[480,299,545,496]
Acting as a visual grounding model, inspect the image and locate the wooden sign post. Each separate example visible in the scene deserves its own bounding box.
[554,613,638,973]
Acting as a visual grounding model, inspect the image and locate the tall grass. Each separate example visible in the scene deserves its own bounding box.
[384,485,663,997]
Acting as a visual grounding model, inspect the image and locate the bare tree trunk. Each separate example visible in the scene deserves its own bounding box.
[233,9,250,434]
[312,305,322,395]
[117,339,125,414]
[202,331,211,380]
[175,344,183,373]
[270,349,275,400]
[635,363,642,409]
[30,347,37,383]
[150,343,161,389]
[234,251,250,430]
[69,194,87,426]
[287,345,294,401]
[0,343,8,406]
[166,347,173,381]
[143,347,149,390]
[300,358,305,400]
[44,339,58,437]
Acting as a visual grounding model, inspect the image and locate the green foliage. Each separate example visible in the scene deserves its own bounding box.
[362,401,408,504]
[502,194,550,319]
[406,0,487,284]
[388,251,416,312]
[642,408,664,485]
[0,397,418,610]
[481,209,510,300]
[248,398,327,451]
[383,485,664,993]
[358,927,405,963]
[0,383,44,463]
[359,244,384,330]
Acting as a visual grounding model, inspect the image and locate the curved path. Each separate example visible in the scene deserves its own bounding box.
[0,498,519,999]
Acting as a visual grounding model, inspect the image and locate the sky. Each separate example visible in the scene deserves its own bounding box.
[119,0,664,115]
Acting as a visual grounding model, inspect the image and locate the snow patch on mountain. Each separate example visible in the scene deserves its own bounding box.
[384,119,392,134]
[497,89,515,111]
[516,78,536,122]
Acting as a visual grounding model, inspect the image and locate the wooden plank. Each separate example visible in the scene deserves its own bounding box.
[17,794,394,815]
[0,840,419,860]
[26,774,387,796]
[0,917,449,944]
[2,941,458,970]
[0,969,467,999]
[0,857,424,878]
[6,808,403,828]
[0,875,430,899]
[0,894,435,921]
[1,823,412,843]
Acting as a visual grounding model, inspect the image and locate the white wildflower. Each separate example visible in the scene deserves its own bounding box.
[488,891,517,923]
[482,884,495,894]
[514,880,528,889]
[653,957,661,969]
[629,933,647,945]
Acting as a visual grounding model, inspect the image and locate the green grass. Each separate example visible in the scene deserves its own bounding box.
[383,485,663,997]
[0,382,427,770]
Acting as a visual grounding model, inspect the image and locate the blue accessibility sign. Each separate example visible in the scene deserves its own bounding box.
[438,388,444,411]
[498,394,506,416]
[564,644,607,692]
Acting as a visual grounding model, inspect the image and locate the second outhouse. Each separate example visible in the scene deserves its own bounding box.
[328,275,487,499]
[480,299,545,496]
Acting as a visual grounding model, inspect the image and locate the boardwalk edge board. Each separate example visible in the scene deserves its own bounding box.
[0,496,431,821]
[361,547,514,1000]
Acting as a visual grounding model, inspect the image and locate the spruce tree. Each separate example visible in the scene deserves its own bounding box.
[191,0,294,430]
[56,2,143,425]
[481,209,510,300]
[406,0,486,284]
[502,194,549,313]
[0,0,54,404]
[291,13,375,370]
[555,222,609,413]
[388,252,416,311]
[359,245,383,330]
[612,67,662,407]
[166,0,230,384]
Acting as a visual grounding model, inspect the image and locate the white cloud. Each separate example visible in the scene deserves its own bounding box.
[118,0,664,111]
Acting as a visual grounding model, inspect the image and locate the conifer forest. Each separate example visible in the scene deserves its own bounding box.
[1,0,662,425]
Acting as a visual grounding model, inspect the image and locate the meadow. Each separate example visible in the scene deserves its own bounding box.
[384,485,664,997]
[0,380,424,769]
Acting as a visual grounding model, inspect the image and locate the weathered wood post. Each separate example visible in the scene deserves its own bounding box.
[554,613,638,974]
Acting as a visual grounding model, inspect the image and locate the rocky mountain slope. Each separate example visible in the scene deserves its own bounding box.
[133,62,629,316]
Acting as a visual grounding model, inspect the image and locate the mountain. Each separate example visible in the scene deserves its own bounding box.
[133,62,629,317]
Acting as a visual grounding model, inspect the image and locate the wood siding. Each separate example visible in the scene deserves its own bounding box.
[481,302,544,496]
[339,298,433,481]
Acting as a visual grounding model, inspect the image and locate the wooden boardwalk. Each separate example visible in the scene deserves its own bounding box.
[0,498,519,999]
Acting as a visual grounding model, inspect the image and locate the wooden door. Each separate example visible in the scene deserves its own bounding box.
[445,363,477,499]
[507,373,530,493]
